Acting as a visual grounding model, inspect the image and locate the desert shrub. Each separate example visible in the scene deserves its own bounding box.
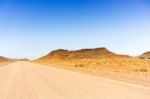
[134,68,148,72]
[74,64,78,67]
[74,64,85,67]
[79,64,84,67]
[139,68,148,72]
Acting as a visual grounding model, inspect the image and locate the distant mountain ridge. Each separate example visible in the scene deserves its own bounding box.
[0,56,29,62]
[0,56,13,62]
[37,47,131,61]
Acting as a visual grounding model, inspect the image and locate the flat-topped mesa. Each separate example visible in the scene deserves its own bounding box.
[71,47,108,52]
[67,47,115,60]
[139,51,150,59]
[38,47,131,61]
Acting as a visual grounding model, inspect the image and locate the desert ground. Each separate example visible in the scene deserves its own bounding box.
[35,48,150,87]
[0,48,150,98]
[36,58,150,87]
[0,62,11,67]
[0,61,149,99]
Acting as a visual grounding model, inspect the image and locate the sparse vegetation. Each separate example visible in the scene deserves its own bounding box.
[134,68,148,72]
[74,63,86,67]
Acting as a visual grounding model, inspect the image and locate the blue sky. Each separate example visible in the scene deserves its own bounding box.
[0,0,150,59]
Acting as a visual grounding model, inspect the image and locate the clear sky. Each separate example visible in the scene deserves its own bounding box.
[0,0,150,59]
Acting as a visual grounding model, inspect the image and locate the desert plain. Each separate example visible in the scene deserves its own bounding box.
[35,48,150,87]
[0,47,150,99]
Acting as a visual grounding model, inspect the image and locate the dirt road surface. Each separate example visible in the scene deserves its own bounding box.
[0,61,149,99]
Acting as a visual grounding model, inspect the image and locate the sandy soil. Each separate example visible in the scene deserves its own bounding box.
[36,59,150,87]
[0,61,150,99]
[0,62,11,67]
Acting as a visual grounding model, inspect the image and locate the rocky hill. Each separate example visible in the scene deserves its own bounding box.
[37,47,131,61]
[139,51,150,59]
